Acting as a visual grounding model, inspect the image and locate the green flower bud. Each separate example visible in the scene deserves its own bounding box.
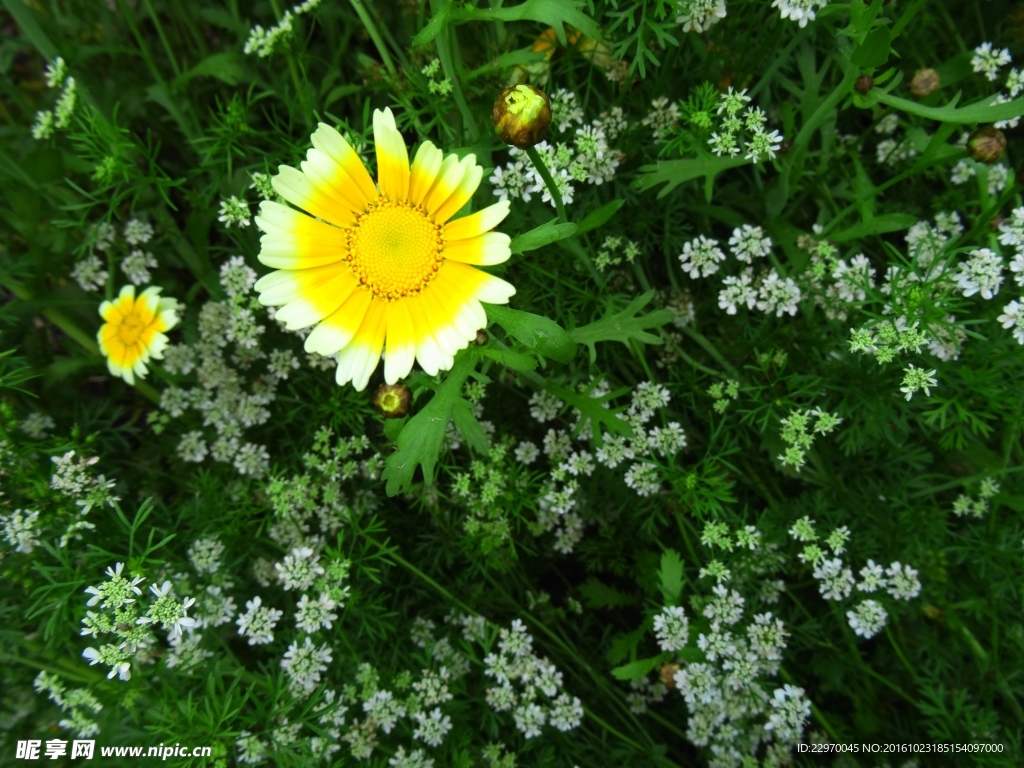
[492,84,552,149]
[373,383,412,418]
[967,126,1006,164]
[909,68,940,98]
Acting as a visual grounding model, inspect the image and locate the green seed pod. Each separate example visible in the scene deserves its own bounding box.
[492,84,552,149]
[967,126,1007,164]
[373,383,412,419]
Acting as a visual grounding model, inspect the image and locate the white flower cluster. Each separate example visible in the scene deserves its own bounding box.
[80,562,196,681]
[772,0,828,28]
[243,0,322,58]
[950,156,1010,196]
[1,508,41,553]
[483,620,583,737]
[790,521,921,639]
[971,41,1012,82]
[665,584,805,764]
[676,0,727,34]
[490,91,624,209]
[158,260,314,478]
[34,672,102,739]
[32,56,77,140]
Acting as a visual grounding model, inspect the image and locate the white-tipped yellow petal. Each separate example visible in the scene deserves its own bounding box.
[301,147,372,215]
[373,107,410,202]
[272,166,357,228]
[432,157,483,224]
[255,202,349,270]
[442,200,511,242]
[422,154,464,218]
[310,122,378,203]
[476,274,517,305]
[303,288,373,356]
[335,299,386,391]
[383,299,417,384]
[443,232,512,266]
[409,141,444,206]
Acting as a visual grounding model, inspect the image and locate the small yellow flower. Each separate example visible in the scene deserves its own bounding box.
[97,285,179,385]
[255,107,515,390]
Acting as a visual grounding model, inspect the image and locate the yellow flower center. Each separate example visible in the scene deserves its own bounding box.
[346,196,443,300]
[117,308,148,346]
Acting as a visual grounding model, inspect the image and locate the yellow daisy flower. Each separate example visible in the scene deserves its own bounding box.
[97,285,179,385]
[254,107,516,391]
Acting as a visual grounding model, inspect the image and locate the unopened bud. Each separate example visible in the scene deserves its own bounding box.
[475,330,489,345]
[967,126,1006,164]
[659,663,680,688]
[909,68,940,98]
[854,75,874,95]
[492,84,552,149]
[373,383,412,419]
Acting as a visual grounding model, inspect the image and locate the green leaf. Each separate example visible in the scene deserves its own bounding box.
[509,218,579,254]
[658,550,684,606]
[544,380,633,446]
[173,52,248,90]
[383,417,407,441]
[478,346,538,372]
[324,84,364,108]
[486,304,577,364]
[850,26,891,69]
[611,656,665,681]
[580,577,635,609]
[450,396,490,454]
[413,0,601,48]
[570,291,675,364]
[633,155,750,199]
[575,199,625,236]
[465,47,548,81]
[1,0,60,59]
[607,624,646,665]
[871,90,1024,125]
[831,212,917,243]
[381,354,477,496]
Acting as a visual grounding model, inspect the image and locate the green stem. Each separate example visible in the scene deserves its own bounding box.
[525,146,567,223]
[114,0,196,141]
[349,0,397,75]
[679,326,740,378]
[270,0,312,126]
[433,17,478,143]
[141,0,182,79]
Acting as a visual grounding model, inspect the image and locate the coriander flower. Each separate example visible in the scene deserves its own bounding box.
[745,128,783,162]
[728,224,771,263]
[235,595,283,645]
[772,0,828,28]
[998,298,1024,344]
[218,195,251,228]
[676,0,727,33]
[123,218,154,245]
[899,365,937,401]
[718,270,757,314]
[756,270,801,316]
[972,42,1011,82]
[847,599,888,639]
[707,131,739,157]
[679,235,727,278]
[653,606,690,652]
